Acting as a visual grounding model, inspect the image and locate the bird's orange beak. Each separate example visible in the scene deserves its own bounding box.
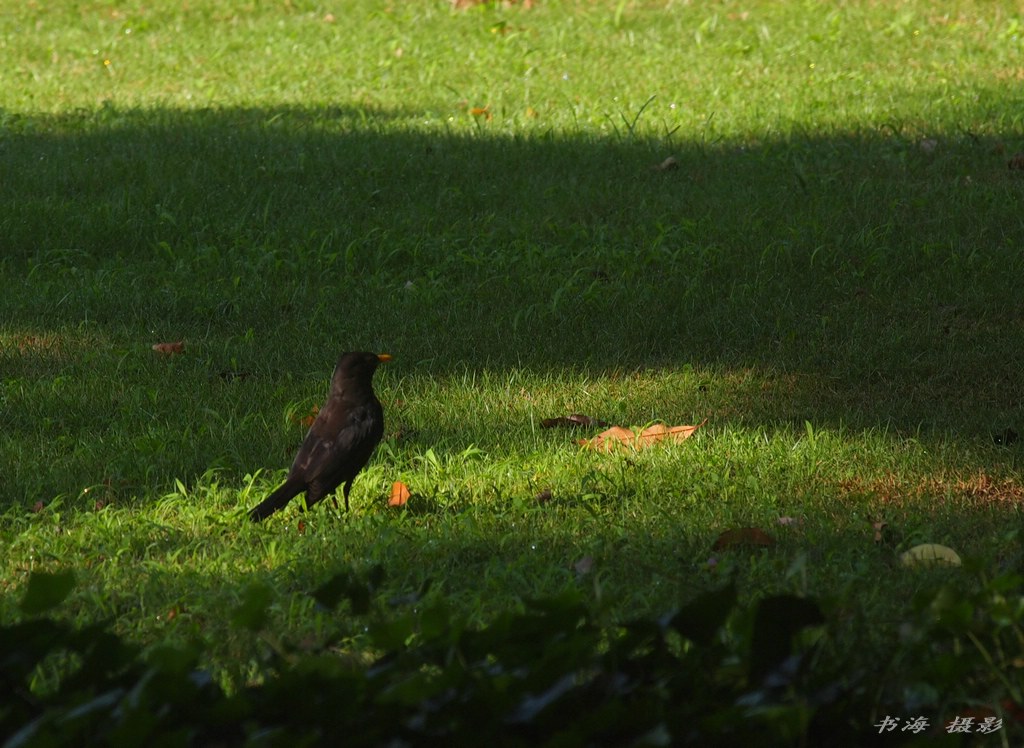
[377,353,393,363]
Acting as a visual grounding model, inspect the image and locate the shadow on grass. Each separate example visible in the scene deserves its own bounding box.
[1,102,1022,507]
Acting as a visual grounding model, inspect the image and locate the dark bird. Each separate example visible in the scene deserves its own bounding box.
[248,352,391,522]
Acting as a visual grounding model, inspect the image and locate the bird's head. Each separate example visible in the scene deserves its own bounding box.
[332,351,392,389]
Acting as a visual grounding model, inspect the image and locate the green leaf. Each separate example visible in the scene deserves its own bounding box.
[231,582,273,631]
[313,565,385,614]
[19,570,76,616]
[666,582,736,646]
[313,570,370,614]
[749,595,824,683]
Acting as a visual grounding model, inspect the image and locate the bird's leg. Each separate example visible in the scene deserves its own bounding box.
[343,482,352,512]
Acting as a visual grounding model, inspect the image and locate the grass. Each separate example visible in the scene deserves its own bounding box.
[1,0,1023,723]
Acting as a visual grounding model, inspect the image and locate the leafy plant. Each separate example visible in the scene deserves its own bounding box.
[5,568,1020,746]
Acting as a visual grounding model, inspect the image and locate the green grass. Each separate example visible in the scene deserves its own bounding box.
[2,0,1023,720]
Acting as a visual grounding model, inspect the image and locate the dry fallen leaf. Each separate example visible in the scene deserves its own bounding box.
[469,105,492,121]
[534,489,553,505]
[151,341,185,355]
[580,419,707,452]
[389,481,411,508]
[290,405,319,429]
[541,413,609,429]
[712,527,776,551]
[453,0,533,8]
[32,501,45,513]
[580,425,633,450]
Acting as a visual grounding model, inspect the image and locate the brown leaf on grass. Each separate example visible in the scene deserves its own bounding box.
[32,501,45,513]
[290,405,319,429]
[1009,152,1024,170]
[151,341,185,355]
[580,425,634,450]
[297,519,307,535]
[534,489,553,505]
[452,0,533,8]
[541,413,609,429]
[711,527,776,551]
[469,105,492,121]
[580,419,707,452]
[389,481,411,508]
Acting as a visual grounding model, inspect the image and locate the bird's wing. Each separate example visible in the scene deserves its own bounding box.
[290,397,381,482]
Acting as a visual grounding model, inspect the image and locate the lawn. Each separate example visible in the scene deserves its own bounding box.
[1,0,1023,743]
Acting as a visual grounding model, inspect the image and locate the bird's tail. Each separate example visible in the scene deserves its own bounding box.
[248,478,304,522]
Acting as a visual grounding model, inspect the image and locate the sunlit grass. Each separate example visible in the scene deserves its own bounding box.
[0,0,1022,700]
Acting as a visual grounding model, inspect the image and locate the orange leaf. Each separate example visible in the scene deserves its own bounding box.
[389,481,411,507]
[151,341,185,355]
[290,405,319,428]
[579,425,635,452]
[711,527,776,551]
[638,422,705,445]
[470,105,492,120]
[580,419,706,451]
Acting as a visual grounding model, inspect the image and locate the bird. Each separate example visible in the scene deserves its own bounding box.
[248,351,391,522]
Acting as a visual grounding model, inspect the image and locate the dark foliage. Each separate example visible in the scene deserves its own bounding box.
[2,568,1020,747]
